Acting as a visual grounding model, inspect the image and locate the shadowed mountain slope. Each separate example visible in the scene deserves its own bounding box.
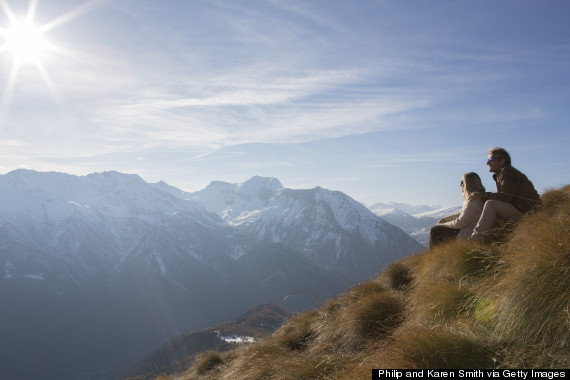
[188,177,424,282]
[0,170,421,379]
[169,184,570,379]
[123,303,290,380]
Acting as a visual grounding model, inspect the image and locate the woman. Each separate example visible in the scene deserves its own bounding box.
[429,172,486,248]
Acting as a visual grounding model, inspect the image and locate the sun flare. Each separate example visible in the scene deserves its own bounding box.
[0,0,104,114]
[4,19,48,64]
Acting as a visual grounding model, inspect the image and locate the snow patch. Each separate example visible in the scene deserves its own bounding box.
[155,256,167,276]
[221,335,255,344]
[68,201,90,209]
[3,260,15,279]
[172,280,186,290]
[414,206,462,219]
[25,273,45,280]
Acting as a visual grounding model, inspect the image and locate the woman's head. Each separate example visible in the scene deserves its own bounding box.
[461,172,485,199]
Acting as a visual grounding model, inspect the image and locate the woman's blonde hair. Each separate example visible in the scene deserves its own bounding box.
[462,172,485,199]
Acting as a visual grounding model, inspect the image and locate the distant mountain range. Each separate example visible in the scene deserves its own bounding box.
[0,170,423,380]
[164,176,423,281]
[369,202,462,247]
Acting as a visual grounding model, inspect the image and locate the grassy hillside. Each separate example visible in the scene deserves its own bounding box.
[154,185,569,379]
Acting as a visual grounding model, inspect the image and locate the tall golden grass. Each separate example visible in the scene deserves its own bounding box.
[166,185,569,379]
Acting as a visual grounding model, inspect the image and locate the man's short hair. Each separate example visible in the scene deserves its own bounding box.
[488,147,511,166]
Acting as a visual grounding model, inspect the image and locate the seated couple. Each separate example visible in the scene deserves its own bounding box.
[430,147,541,248]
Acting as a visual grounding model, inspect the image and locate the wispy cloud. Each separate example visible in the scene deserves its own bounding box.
[89,66,429,151]
[0,0,567,207]
[123,68,367,109]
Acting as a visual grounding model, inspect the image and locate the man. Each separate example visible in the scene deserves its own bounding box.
[471,147,541,240]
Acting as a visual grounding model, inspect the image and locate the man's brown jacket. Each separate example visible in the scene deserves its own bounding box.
[485,165,541,213]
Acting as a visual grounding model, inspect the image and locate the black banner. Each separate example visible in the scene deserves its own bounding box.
[373,369,569,380]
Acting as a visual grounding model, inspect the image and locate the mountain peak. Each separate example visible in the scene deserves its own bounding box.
[86,170,146,185]
[236,176,283,195]
[5,168,74,184]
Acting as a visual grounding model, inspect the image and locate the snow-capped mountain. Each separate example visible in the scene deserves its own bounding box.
[189,176,424,281]
[0,170,423,380]
[0,170,246,379]
[369,203,462,247]
[369,202,438,216]
[187,176,284,220]
[0,170,229,276]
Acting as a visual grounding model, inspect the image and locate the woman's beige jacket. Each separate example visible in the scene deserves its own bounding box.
[438,198,484,240]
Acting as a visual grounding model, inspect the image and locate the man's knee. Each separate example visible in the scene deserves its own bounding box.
[486,200,522,220]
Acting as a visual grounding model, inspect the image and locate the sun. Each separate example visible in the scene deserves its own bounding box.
[0,3,53,87]
[0,0,56,68]
[3,18,48,64]
[0,0,104,115]
[0,0,104,114]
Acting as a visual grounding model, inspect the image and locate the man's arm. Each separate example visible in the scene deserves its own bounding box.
[476,168,520,203]
[492,168,522,203]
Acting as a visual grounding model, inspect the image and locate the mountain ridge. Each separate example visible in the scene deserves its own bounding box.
[188,176,423,281]
[369,203,463,247]
[0,169,423,380]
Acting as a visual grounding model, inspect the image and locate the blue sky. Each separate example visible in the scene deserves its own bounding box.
[0,0,568,207]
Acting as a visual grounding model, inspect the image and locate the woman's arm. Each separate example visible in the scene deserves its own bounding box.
[438,213,460,224]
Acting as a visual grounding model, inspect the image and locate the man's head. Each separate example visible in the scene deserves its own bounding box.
[487,147,511,173]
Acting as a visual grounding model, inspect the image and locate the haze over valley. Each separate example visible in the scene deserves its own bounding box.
[0,169,424,379]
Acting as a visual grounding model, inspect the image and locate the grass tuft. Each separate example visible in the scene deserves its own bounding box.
[540,185,570,211]
[343,281,386,303]
[275,311,318,351]
[194,351,224,375]
[376,326,500,369]
[410,279,474,324]
[342,291,404,348]
[384,261,415,290]
[415,241,501,287]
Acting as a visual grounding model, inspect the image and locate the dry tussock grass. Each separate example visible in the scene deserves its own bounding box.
[541,185,570,210]
[370,325,500,369]
[415,240,500,285]
[338,281,386,304]
[211,340,283,380]
[378,254,424,290]
[171,185,570,380]
[481,185,570,353]
[328,360,372,380]
[274,310,319,351]
[339,290,404,349]
[307,281,393,353]
[409,279,474,324]
[194,351,224,375]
